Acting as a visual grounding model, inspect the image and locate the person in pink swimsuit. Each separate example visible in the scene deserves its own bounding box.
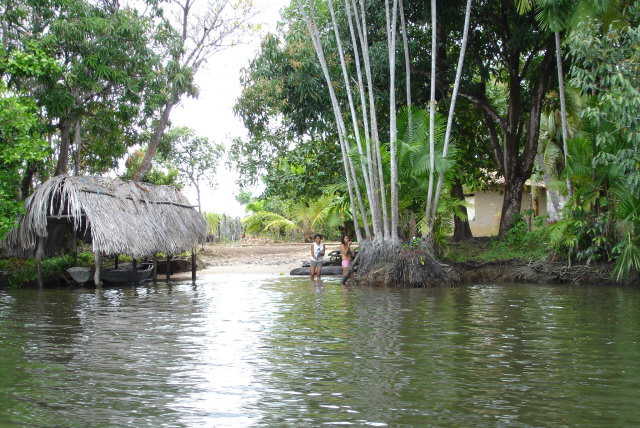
[340,235,353,277]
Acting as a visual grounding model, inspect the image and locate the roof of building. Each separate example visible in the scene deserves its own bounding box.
[5,175,208,257]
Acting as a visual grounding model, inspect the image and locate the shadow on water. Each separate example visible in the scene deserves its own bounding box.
[1,278,639,427]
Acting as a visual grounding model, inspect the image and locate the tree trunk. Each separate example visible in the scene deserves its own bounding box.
[328,0,378,237]
[399,0,411,116]
[55,120,72,176]
[298,0,364,241]
[73,120,81,175]
[356,0,390,238]
[535,153,563,221]
[20,162,37,200]
[431,0,472,218]
[498,172,527,237]
[451,178,472,241]
[385,0,400,242]
[195,179,201,213]
[345,0,382,236]
[132,103,174,182]
[555,31,573,197]
[424,0,437,229]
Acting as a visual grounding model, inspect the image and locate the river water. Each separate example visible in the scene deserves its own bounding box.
[1,275,639,427]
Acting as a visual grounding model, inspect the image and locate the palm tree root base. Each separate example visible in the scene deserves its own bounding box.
[350,244,460,288]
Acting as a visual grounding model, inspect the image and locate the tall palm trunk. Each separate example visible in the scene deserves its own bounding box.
[555,31,573,197]
[399,0,411,128]
[431,0,472,218]
[345,0,382,236]
[424,0,437,234]
[385,0,400,242]
[297,0,365,241]
[356,0,390,239]
[327,0,379,238]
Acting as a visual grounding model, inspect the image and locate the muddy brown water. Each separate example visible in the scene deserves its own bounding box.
[1,275,639,427]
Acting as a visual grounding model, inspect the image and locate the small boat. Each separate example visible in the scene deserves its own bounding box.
[101,263,153,285]
[67,267,93,285]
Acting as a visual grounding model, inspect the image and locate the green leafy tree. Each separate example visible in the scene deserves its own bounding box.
[158,127,224,212]
[121,149,182,187]
[35,1,162,175]
[458,0,557,237]
[1,0,175,188]
[231,29,342,191]
[551,4,640,279]
[0,42,58,238]
[0,84,49,238]
[133,0,256,181]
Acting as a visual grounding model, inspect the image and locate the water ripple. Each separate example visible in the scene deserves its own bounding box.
[0,280,639,427]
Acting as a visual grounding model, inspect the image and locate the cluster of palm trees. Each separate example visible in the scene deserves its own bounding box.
[295,0,472,250]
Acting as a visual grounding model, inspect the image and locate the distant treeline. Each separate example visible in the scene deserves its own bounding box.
[203,213,243,242]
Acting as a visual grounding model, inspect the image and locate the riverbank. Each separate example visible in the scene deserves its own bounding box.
[197,241,320,275]
[196,241,638,286]
[2,240,637,286]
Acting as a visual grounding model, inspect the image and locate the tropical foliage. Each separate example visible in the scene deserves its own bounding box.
[230,0,638,278]
[2,0,639,281]
[548,5,640,279]
[0,0,249,236]
[242,194,346,242]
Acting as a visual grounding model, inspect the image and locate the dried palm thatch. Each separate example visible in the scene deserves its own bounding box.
[5,176,208,258]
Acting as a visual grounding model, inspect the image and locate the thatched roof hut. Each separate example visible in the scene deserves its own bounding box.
[6,175,208,258]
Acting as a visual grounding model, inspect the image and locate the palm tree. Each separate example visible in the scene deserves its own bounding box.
[430,0,473,219]
[242,194,339,242]
[537,84,583,218]
[516,0,622,198]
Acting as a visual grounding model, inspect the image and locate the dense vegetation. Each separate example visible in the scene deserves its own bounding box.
[1,0,639,282]
[232,0,639,279]
[0,0,252,232]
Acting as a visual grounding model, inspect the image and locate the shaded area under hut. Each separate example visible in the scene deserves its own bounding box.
[5,176,208,287]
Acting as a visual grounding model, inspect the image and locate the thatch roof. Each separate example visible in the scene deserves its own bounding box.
[6,175,208,257]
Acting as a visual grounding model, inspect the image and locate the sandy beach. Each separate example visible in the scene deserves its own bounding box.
[167,241,345,278]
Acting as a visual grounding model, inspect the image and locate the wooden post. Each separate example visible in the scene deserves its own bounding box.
[72,229,77,266]
[114,254,119,269]
[167,254,172,282]
[94,251,102,288]
[191,248,197,282]
[131,258,137,286]
[152,254,158,283]
[36,238,45,288]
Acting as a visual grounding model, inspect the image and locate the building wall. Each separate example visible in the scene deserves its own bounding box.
[465,188,547,237]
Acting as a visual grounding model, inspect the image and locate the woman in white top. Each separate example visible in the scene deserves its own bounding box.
[309,233,325,280]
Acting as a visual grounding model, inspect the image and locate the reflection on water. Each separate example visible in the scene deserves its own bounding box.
[1,277,639,427]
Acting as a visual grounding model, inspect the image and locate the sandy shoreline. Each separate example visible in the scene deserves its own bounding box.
[169,241,345,278]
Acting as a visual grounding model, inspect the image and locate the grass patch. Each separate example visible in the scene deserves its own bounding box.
[445,214,550,263]
[446,237,549,262]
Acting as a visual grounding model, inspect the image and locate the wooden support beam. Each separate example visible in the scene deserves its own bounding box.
[191,248,197,283]
[72,229,77,265]
[167,254,172,282]
[131,258,137,286]
[36,238,45,288]
[152,255,158,283]
[94,251,102,288]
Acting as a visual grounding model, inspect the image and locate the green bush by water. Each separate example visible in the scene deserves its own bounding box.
[446,212,550,262]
